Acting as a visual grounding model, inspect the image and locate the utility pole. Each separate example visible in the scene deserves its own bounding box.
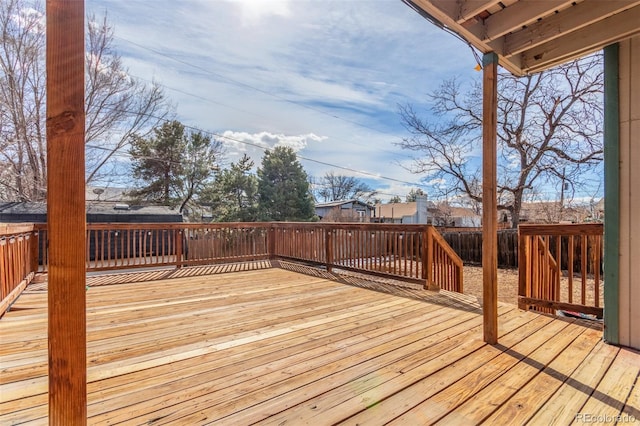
[559,167,567,222]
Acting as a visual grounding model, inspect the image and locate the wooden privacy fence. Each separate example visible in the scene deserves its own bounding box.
[443,229,518,268]
[518,223,603,317]
[2,222,463,306]
[0,224,39,314]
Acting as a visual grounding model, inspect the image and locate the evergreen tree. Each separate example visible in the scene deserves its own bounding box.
[179,130,223,213]
[405,188,426,202]
[129,120,222,212]
[257,146,315,221]
[204,154,259,222]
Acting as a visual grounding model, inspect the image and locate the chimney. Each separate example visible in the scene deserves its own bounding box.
[416,194,428,224]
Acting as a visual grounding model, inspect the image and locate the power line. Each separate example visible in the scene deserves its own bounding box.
[127,71,405,158]
[401,0,483,67]
[127,73,267,121]
[117,35,398,135]
[115,35,406,157]
[87,106,431,191]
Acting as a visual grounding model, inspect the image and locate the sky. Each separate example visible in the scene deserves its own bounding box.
[87,0,482,202]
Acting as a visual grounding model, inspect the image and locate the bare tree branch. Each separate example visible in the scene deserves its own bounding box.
[315,171,377,203]
[0,0,172,201]
[398,55,603,227]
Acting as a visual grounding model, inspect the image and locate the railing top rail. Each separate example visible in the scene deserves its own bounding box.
[428,227,464,268]
[11,221,442,232]
[0,223,36,236]
[271,222,435,231]
[518,223,603,236]
[83,222,274,230]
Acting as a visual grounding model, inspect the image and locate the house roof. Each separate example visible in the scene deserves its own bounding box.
[376,202,418,218]
[404,0,640,76]
[315,199,374,209]
[448,206,481,218]
[0,202,180,217]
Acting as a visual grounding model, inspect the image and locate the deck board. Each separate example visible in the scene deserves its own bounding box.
[388,319,586,425]
[555,346,640,423]
[1,265,638,425]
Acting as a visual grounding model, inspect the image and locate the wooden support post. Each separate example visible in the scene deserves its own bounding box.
[269,226,276,260]
[517,232,529,310]
[46,0,86,424]
[482,52,499,345]
[325,229,333,273]
[603,43,620,344]
[424,226,435,290]
[30,229,40,273]
[175,229,183,268]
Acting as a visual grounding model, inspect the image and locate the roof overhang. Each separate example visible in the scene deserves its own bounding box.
[404,0,640,75]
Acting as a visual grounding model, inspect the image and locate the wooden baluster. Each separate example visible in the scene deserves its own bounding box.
[358,229,362,270]
[568,235,574,304]
[424,227,434,290]
[595,234,601,307]
[556,235,562,302]
[580,235,588,305]
[107,228,112,267]
[176,229,183,269]
[532,236,539,305]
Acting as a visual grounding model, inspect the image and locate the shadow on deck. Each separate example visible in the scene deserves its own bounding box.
[1,262,638,425]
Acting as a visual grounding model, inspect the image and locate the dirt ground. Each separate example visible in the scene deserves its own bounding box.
[462,265,520,305]
[462,264,603,309]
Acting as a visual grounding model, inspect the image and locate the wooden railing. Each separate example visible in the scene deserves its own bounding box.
[0,224,39,314]
[33,223,272,272]
[2,222,464,312]
[272,223,463,292]
[427,226,464,293]
[518,223,603,318]
[181,223,271,266]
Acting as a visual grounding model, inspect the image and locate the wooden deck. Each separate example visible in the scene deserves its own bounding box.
[1,263,638,425]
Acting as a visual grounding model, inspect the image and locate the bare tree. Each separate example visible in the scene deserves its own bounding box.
[0,0,47,200]
[0,0,171,201]
[399,55,603,228]
[84,14,171,185]
[315,171,377,203]
[430,201,454,227]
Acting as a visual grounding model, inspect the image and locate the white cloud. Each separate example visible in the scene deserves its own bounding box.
[221,130,326,152]
[225,0,292,26]
[427,178,447,187]
[217,130,327,169]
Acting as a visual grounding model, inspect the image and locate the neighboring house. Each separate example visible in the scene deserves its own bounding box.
[428,204,482,228]
[0,202,182,223]
[374,195,429,224]
[501,201,600,225]
[591,198,605,222]
[315,199,374,222]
